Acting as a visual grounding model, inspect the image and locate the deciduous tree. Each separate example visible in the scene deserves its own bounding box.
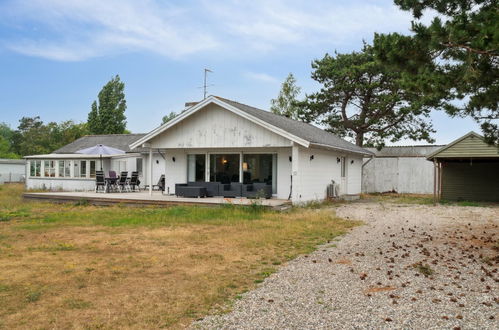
[162,112,177,124]
[88,75,127,134]
[271,73,303,120]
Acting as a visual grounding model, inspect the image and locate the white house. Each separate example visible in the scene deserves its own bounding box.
[362,145,444,194]
[132,96,373,204]
[25,134,147,191]
[0,159,26,184]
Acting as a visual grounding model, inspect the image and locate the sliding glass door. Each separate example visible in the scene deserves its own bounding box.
[187,154,206,182]
[209,154,240,184]
[243,154,277,193]
[187,153,277,195]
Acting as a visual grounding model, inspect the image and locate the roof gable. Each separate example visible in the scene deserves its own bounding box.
[130,96,372,155]
[427,132,499,159]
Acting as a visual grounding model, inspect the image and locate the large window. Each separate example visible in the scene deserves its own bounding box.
[64,160,71,177]
[187,154,206,182]
[58,160,65,177]
[74,160,81,178]
[73,160,87,178]
[44,160,56,177]
[243,154,277,193]
[341,156,346,178]
[90,161,96,178]
[30,160,41,177]
[136,158,143,175]
[209,154,240,184]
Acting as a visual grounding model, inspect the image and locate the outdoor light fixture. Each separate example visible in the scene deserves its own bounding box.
[156,160,159,164]
[222,158,228,164]
[351,160,354,164]
[310,155,314,161]
[289,156,292,162]
[337,157,341,163]
[172,157,176,162]
[242,162,248,171]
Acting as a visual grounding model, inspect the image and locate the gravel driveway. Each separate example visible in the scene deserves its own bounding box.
[194,203,499,329]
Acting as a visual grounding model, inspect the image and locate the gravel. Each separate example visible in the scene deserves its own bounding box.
[193,202,499,330]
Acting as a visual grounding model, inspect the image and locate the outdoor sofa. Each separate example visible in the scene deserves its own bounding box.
[175,182,272,198]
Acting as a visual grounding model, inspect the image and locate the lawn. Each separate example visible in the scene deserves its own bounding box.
[360,192,434,204]
[0,184,359,329]
[361,192,498,207]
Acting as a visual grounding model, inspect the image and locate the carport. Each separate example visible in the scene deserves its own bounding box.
[427,132,499,202]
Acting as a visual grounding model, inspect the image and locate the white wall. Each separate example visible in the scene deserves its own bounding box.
[141,153,167,191]
[151,104,292,149]
[362,157,434,194]
[0,163,26,183]
[292,145,362,204]
[26,178,96,191]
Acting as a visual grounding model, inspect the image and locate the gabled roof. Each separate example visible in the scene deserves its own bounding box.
[427,131,499,160]
[366,145,445,158]
[130,96,373,156]
[54,134,146,154]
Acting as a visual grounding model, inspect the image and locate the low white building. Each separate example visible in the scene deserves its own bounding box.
[0,159,26,183]
[362,145,443,194]
[25,134,147,191]
[24,96,373,204]
[132,96,373,204]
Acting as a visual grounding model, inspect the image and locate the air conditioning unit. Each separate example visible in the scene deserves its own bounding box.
[327,180,339,198]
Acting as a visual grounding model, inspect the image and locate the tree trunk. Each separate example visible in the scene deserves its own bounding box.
[355,132,364,146]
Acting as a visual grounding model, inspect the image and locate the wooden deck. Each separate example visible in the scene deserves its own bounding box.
[23,191,292,209]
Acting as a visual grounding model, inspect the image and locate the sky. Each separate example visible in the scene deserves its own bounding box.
[0,0,480,145]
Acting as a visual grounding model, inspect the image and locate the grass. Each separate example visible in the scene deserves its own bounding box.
[413,262,434,276]
[0,184,360,329]
[361,193,434,204]
[361,193,498,207]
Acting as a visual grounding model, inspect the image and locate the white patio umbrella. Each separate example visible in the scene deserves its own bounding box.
[75,144,125,170]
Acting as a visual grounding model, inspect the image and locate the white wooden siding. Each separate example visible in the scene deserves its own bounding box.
[292,146,342,203]
[150,104,292,149]
[362,157,434,194]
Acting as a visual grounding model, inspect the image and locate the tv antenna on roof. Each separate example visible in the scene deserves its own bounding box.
[201,68,213,99]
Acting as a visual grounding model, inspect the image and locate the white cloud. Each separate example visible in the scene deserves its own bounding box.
[0,0,420,61]
[244,72,279,84]
[1,0,218,61]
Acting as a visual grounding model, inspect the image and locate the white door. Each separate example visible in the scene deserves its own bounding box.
[340,156,347,195]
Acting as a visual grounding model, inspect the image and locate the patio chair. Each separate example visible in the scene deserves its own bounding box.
[107,170,118,192]
[128,171,140,192]
[116,171,130,192]
[145,175,165,192]
[95,171,107,193]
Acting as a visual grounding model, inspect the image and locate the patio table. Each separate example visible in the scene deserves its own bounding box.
[105,177,118,192]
